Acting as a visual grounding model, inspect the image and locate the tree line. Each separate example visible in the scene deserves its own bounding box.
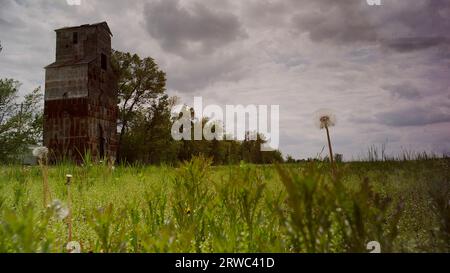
[0,50,284,165]
[0,79,43,163]
[112,50,283,165]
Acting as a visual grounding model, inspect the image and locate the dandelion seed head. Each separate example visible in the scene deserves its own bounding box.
[66,241,81,253]
[168,236,175,245]
[51,199,62,208]
[57,207,69,220]
[51,199,69,220]
[314,109,336,129]
[32,146,49,159]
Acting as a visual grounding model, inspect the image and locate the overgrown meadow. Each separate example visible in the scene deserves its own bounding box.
[0,156,448,253]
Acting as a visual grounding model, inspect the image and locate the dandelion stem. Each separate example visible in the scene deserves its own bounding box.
[66,175,73,242]
[39,159,51,208]
[325,125,335,171]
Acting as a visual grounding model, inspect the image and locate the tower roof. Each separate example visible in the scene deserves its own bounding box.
[45,56,97,69]
[55,21,113,36]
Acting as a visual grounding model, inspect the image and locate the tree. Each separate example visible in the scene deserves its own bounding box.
[119,94,179,164]
[111,50,285,165]
[0,79,43,163]
[286,155,296,164]
[111,50,167,160]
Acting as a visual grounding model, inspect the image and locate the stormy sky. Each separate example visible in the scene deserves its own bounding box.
[0,0,449,160]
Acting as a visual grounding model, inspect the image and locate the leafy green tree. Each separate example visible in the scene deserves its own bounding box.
[120,94,179,164]
[286,155,296,163]
[111,50,285,165]
[0,79,43,163]
[111,50,167,160]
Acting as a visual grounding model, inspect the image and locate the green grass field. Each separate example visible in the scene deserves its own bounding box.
[0,157,448,253]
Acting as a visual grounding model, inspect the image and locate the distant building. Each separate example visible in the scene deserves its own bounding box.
[44,22,118,162]
[21,145,39,166]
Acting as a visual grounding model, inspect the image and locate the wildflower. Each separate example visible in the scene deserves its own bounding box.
[314,109,336,130]
[32,146,49,160]
[66,241,81,253]
[65,174,73,241]
[66,174,73,185]
[185,207,192,215]
[314,109,337,171]
[50,199,69,220]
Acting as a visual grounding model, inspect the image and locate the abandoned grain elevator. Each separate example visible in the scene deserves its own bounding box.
[44,22,118,162]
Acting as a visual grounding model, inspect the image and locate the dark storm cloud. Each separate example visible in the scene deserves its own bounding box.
[291,1,378,44]
[167,52,247,92]
[382,0,450,37]
[376,106,450,127]
[385,37,450,53]
[143,0,247,57]
[289,0,450,51]
[242,0,290,27]
[0,18,12,26]
[383,83,422,100]
[380,0,450,53]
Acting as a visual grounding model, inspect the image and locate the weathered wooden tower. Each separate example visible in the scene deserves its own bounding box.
[44,22,118,162]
